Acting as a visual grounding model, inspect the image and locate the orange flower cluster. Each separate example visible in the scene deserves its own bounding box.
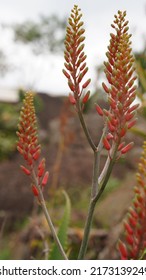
[96,11,139,154]
[63,5,90,107]
[118,141,146,260]
[17,92,49,196]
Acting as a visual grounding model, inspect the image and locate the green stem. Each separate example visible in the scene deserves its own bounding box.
[96,126,107,189]
[91,125,107,198]
[77,103,96,152]
[39,188,68,260]
[95,156,116,204]
[78,145,117,260]
[78,146,101,259]
[91,151,98,198]
[32,171,68,260]
[76,98,118,259]
[77,197,96,259]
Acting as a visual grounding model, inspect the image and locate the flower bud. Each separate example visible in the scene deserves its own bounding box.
[95,104,103,116]
[20,165,31,175]
[121,142,134,154]
[69,93,76,105]
[102,82,109,94]
[82,91,90,104]
[62,69,70,79]
[103,137,111,151]
[42,171,49,187]
[118,240,128,259]
[32,185,39,196]
[82,78,91,89]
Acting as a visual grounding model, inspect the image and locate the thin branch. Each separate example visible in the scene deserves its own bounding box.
[32,171,68,260]
[96,125,107,190]
[77,103,96,152]
[98,155,111,185]
[38,186,68,260]
[91,151,98,198]
[98,142,119,185]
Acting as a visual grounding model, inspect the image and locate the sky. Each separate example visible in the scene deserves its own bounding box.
[0,0,146,100]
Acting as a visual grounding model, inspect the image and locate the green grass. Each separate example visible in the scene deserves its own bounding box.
[0,247,11,260]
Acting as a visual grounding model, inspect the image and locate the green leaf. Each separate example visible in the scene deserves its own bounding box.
[139,249,146,260]
[49,191,71,259]
[131,127,146,139]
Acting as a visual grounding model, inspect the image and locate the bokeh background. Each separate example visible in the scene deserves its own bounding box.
[0,0,146,260]
[0,0,146,99]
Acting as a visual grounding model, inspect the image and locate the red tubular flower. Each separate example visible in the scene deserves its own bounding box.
[38,159,45,177]
[121,142,134,154]
[69,93,76,105]
[98,11,139,153]
[82,91,90,104]
[32,185,39,196]
[20,165,31,176]
[118,240,128,260]
[42,171,49,187]
[96,104,104,116]
[63,5,90,106]
[118,141,146,259]
[17,92,49,197]
[103,137,111,151]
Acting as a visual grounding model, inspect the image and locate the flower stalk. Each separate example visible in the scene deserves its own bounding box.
[64,6,138,259]
[63,5,96,152]
[16,6,139,260]
[17,92,68,260]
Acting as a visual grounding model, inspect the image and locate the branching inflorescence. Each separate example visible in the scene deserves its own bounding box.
[118,141,146,260]
[16,5,141,260]
[63,6,139,259]
[63,7,138,156]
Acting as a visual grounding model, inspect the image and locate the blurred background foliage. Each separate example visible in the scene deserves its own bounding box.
[135,49,146,109]
[11,14,66,55]
[0,102,18,160]
[0,14,66,160]
[0,10,146,260]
